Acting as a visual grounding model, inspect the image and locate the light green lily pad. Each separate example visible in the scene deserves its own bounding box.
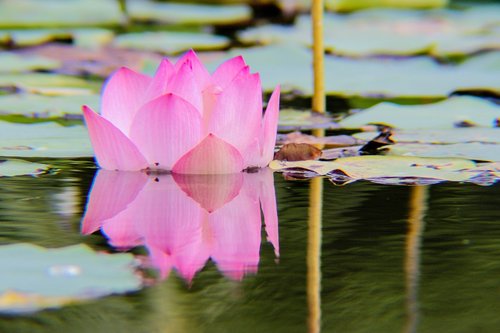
[0,159,49,177]
[0,93,99,118]
[128,1,251,25]
[0,0,122,28]
[0,28,114,48]
[325,0,448,11]
[0,52,60,73]
[207,44,500,97]
[0,243,140,314]
[340,96,500,129]
[0,121,93,158]
[355,128,500,144]
[270,155,478,182]
[386,142,500,162]
[0,73,98,95]
[114,31,230,54]
[239,8,500,57]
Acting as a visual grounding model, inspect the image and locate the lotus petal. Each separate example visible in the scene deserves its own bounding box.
[211,55,247,89]
[101,67,152,134]
[260,85,281,166]
[82,106,148,171]
[129,93,202,170]
[173,134,244,174]
[144,58,175,101]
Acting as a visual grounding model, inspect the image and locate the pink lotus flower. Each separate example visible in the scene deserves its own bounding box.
[82,50,280,174]
[81,169,279,281]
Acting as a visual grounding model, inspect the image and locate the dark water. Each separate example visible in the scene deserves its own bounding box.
[1,161,499,333]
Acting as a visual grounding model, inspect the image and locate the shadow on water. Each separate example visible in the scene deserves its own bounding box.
[1,161,500,333]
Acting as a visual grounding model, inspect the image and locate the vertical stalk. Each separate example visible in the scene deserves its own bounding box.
[307,177,323,333]
[312,0,325,114]
[404,186,428,333]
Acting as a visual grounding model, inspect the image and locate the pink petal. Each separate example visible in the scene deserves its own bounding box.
[129,94,202,170]
[174,50,211,87]
[260,85,280,166]
[168,60,203,113]
[81,170,148,234]
[207,71,262,153]
[144,58,175,101]
[172,134,244,174]
[258,168,279,257]
[172,173,243,213]
[211,55,247,89]
[82,106,148,171]
[101,67,152,134]
[100,212,143,249]
[208,184,262,280]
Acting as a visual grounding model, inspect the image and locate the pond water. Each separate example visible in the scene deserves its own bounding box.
[1,160,499,333]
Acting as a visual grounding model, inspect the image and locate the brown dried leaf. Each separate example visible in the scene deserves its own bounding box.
[274,143,322,161]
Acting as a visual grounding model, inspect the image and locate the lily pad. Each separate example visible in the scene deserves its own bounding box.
[386,142,500,162]
[239,8,500,57]
[339,96,500,129]
[0,28,114,48]
[0,121,93,158]
[114,31,230,54]
[355,128,500,144]
[207,44,500,97]
[0,93,99,118]
[0,0,122,28]
[0,159,49,177]
[0,52,60,73]
[128,1,251,25]
[325,0,448,11]
[0,243,140,314]
[270,155,479,182]
[278,109,340,131]
[0,73,97,95]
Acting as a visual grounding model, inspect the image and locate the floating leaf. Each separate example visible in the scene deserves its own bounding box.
[128,1,251,25]
[278,109,339,131]
[325,0,448,11]
[0,73,97,95]
[206,44,500,97]
[274,143,322,161]
[0,159,48,177]
[0,0,122,28]
[114,31,230,54]
[355,128,500,144]
[0,28,114,48]
[277,131,362,147]
[0,121,93,158]
[340,96,500,129]
[0,93,98,118]
[0,52,60,73]
[386,142,500,162]
[270,155,478,182]
[239,8,500,57]
[0,243,140,314]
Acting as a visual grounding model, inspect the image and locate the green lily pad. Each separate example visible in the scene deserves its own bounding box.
[0,0,122,28]
[0,121,93,158]
[325,0,448,11]
[340,96,500,129]
[270,155,478,182]
[0,159,49,177]
[0,52,60,73]
[0,93,99,118]
[355,128,500,144]
[0,28,114,48]
[239,8,500,58]
[278,109,339,131]
[0,73,97,95]
[207,44,500,97]
[114,31,230,54]
[0,243,140,314]
[128,1,251,25]
[386,142,500,162]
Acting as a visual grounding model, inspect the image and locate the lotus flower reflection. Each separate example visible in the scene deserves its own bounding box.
[82,50,280,174]
[81,169,279,281]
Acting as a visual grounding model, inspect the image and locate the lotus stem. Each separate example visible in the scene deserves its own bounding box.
[307,177,323,333]
[312,0,325,114]
[404,186,428,333]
